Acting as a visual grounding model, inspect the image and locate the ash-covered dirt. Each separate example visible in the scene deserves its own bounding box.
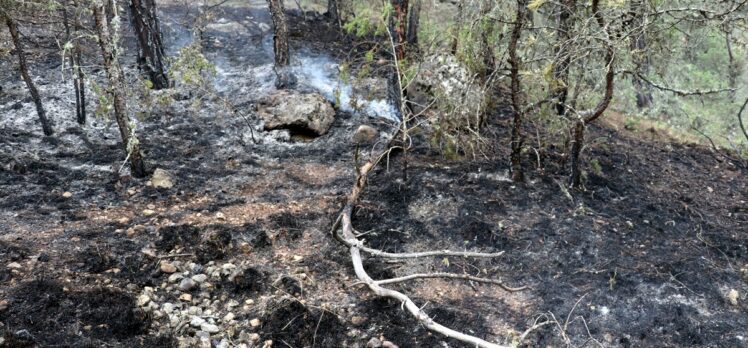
[1,1,747,348]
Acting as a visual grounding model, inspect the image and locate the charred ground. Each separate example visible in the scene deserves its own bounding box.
[1,2,747,348]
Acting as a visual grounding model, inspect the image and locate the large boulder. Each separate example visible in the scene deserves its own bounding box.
[410,54,485,122]
[258,90,336,136]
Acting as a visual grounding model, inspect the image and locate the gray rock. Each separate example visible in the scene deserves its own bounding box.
[258,90,336,136]
[367,337,382,348]
[179,278,197,292]
[190,316,206,327]
[152,168,174,189]
[192,274,208,283]
[201,322,220,334]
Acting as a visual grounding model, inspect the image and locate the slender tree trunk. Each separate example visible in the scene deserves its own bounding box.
[551,0,575,116]
[630,0,652,109]
[451,0,463,55]
[479,0,495,80]
[5,15,53,136]
[406,0,421,48]
[93,0,147,178]
[327,0,339,25]
[390,0,408,61]
[129,0,169,89]
[267,0,293,88]
[63,1,87,124]
[509,0,527,182]
[725,27,737,101]
[569,0,615,188]
[569,119,584,187]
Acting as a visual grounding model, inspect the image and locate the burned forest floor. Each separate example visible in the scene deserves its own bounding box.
[1,1,748,347]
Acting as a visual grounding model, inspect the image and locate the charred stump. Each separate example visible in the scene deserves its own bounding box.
[267,0,294,88]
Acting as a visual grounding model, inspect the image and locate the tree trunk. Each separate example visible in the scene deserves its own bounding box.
[451,0,463,55]
[5,15,53,136]
[569,0,615,188]
[509,0,527,183]
[569,119,584,187]
[93,0,148,178]
[406,0,421,48]
[479,0,494,80]
[129,0,169,89]
[267,0,293,88]
[327,0,339,25]
[630,0,652,108]
[63,1,87,124]
[551,0,575,116]
[725,27,737,101]
[390,0,408,61]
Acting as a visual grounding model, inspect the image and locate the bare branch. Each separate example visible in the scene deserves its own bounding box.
[621,70,736,97]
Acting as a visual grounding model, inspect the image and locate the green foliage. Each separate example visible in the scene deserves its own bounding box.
[168,43,216,89]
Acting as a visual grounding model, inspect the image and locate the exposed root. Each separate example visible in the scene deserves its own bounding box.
[374,272,528,292]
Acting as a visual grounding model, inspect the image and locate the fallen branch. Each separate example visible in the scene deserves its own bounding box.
[621,70,735,97]
[334,155,521,348]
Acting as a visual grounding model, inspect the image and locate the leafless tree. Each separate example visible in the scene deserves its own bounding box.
[2,10,54,136]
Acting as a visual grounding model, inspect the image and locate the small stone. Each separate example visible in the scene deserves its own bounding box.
[168,273,183,283]
[152,168,175,189]
[351,125,379,144]
[262,340,273,348]
[62,191,73,198]
[143,209,156,216]
[366,337,382,348]
[351,316,367,325]
[179,278,197,291]
[160,262,177,274]
[216,339,230,348]
[6,262,22,270]
[382,341,398,348]
[190,316,206,327]
[216,212,226,220]
[292,255,303,262]
[192,274,208,283]
[728,289,740,306]
[245,299,255,305]
[201,323,220,334]
[0,300,8,312]
[249,318,261,327]
[247,333,260,341]
[136,294,151,307]
[222,312,235,322]
[141,248,157,258]
[162,302,175,313]
[179,293,193,302]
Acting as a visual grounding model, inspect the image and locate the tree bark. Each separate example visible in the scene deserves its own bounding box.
[569,0,615,188]
[390,0,408,61]
[569,119,584,187]
[267,0,293,88]
[629,0,652,108]
[406,0,421,48]
[129,0,169,89]
[479,0,495,80]
[551,0,575,116]
[93,0,148,178]
[327,0,339,25]
[509,0,527,183]
[63,0,87,124]
[4,14,53,136]
[451,0,463,55]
